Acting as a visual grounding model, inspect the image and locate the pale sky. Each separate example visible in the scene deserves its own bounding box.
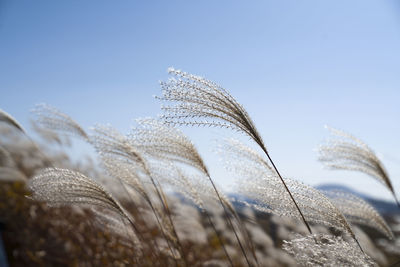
[1,1,399,201]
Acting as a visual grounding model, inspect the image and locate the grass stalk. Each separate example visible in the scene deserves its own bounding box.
[206,174,253,267]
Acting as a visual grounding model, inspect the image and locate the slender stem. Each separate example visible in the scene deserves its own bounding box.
[259,145,373,256]
[146,197,179,266]
[147,174,187,267]
[261,147,313,235]
[230,209,259,267]
[204,210,234,267]
[158,183,189,266]
[118,181,162,257]
[354,237,364,254]
[207,174,253,267]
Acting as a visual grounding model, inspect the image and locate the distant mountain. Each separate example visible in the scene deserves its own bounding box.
[316,184,400,216]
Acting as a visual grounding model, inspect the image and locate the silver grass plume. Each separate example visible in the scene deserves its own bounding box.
[282,234,376,267]
[90,125,167,211]
[158,68,313,236]
[222,139,358,240]
[90,124,184,263]
[323,190,394,239]
[29,168,136,227]
[90,124,144,169]
[156,163,236,221]
[32,104,88,140]
[0,108,51,165]
[318,126,399,207]
[30,169,150,257]
[130,119,256,267]
[0,108,25,133]
[174,172,234,213]
[158,68,265,149]
[31,113,148,211]
[30,106,166,254]
[128,119,234,214]
[90,125,152,208]
[182,174,235,214]
[152,164,206,211]
[100,153,147,199]
[31,120,71,146]
[31,108,152,226]
[130,118,208,175]
[99,154,157,243]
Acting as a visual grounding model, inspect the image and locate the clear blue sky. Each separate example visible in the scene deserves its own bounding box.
[1,1,399,201]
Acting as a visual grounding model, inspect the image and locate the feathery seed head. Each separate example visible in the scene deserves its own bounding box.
[283,234,376,266]
[0,108,25,133]
[90,124,145,170]
[319,126,398,205]
[29,168,133,224]
[32,104,88,140]
[323,190,394,239]
[158,68,266,151]
[222,139,355,236]
[129,118,209,175]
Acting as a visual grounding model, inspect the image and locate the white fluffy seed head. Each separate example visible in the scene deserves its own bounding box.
[319,126,396,202]
[32,104,88,140]
[283,233,377,267]
[29,168,134,224]
[157,68,266,151]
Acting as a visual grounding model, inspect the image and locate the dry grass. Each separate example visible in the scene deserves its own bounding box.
[0,69,399,266]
